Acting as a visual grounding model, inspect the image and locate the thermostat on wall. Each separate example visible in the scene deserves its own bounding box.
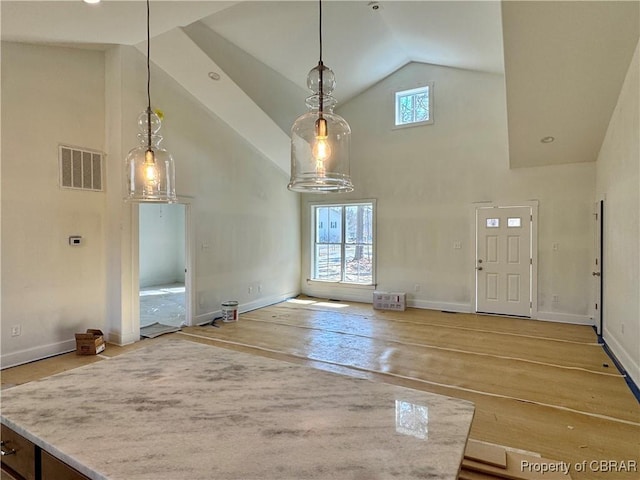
[69,236,82,246]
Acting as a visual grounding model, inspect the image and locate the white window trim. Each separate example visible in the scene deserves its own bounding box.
[393,82,434,130]
[309,199,377,286]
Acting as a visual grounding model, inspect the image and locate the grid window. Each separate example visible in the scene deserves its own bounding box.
[395,85,433,127]
[312,202,374,284]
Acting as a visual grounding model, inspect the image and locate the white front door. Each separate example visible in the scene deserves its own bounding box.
[476,206,532,317]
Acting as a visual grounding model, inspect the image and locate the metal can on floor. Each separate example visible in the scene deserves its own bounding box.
[221,301,239,322]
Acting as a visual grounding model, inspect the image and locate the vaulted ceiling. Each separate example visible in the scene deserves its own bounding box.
[2,1,638,172]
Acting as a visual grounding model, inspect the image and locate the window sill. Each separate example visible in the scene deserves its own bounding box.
[392,119,433,130]
[306,280,377,290]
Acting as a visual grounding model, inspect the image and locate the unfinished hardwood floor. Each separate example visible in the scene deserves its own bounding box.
[2,298,638,480]
[181,298,639,480]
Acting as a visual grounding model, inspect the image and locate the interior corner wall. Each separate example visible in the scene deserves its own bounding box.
[139,204,185,288]
[104,45,137,347]
[1,42,107,367]
[595,41,640,386]
[301,62,595,324]
[120,47,300,324]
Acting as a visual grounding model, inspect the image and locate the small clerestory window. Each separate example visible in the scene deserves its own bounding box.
[394,84,433,128]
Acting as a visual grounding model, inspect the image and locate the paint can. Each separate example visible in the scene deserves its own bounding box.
[221,301,239,322]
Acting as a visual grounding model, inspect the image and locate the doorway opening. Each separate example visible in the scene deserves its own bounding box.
[475,203,538,318]
[138,203,191,328]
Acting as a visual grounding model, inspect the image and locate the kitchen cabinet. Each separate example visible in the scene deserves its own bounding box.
[1,425,88,480]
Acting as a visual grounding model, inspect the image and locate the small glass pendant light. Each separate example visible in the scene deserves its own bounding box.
[125,109,176,202]
[125,0,176,203]
[288,0,353,193]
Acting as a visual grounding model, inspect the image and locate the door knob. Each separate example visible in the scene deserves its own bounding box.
[592,272,601,277]
[476,267,483,271]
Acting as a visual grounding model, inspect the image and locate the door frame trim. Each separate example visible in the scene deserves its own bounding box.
[183,199,195,327]
[593,197,605,335]
[132,197,195,330]
[472,200,538,318]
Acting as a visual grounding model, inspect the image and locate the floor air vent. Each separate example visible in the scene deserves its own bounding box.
[59,145,104,192]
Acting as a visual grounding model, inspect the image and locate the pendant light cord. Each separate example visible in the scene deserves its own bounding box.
[146,0,152,151]
[318,0,324,116]
[318,0,323,64]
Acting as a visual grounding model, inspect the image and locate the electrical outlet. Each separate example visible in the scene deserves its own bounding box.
[453,241,462,249]
[248,286,253,294]
[414,284,421,293]
[11,324,21,337]
[552,294,559,303]
[258,284,262,293]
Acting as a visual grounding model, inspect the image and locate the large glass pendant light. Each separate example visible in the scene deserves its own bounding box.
[125,0,176,203]
[288,0,353,193]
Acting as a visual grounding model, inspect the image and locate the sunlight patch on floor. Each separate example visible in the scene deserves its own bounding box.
[287,299,316,305]
[140,286,186,297]
[286,298,350,309]
[315,302,349,309]
[140,290,169,297]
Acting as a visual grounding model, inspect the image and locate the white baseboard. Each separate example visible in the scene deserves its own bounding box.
[603,327,640,387]
[535,311,592,325]
[409,299,472,313]
[302,286,374,304]
[106,330,139,346]
[1,330,141,369]
[241,291,299,314]
[303,286,473,314]
[1,339,76,370]
[194,291,299,325]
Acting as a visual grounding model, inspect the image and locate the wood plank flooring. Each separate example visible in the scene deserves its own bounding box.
[2,298,638,480]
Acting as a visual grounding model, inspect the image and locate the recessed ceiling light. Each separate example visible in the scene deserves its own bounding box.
[368,2,381,11]
[208,72,221,81]
[540,136,555,144]
[83,0,101,4]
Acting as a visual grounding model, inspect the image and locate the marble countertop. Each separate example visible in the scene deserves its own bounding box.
[1,339,474,480]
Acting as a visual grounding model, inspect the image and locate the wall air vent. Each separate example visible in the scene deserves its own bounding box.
[59,145,104,192]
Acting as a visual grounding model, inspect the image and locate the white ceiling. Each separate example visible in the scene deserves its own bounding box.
[0,1,236,47]
[199,1,505,101]
[502,1,639,168]
[2,1,638,170]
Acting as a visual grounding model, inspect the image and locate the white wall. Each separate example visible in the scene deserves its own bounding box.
[595,41,640,386]
[108,45,301,330]
[139,204,185,288]
[1,42,301,366]
[1,43,107,366]
[301,62,596,324]
[4,39,630,373]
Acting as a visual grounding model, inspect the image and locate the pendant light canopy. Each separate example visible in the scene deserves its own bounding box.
[125,0,176,203]
[288,0,353,193]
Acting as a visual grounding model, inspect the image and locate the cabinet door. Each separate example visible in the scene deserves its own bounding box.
[1,467,21,480]
[41,452,90,480]
[0,425,36,480]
